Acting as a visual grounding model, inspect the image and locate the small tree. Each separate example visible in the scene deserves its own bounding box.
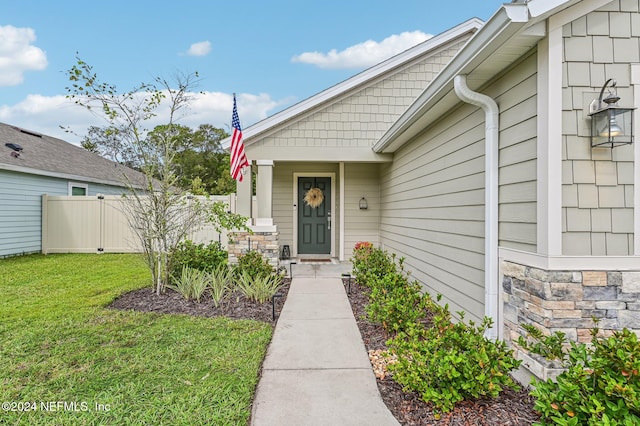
[65,57,210,295]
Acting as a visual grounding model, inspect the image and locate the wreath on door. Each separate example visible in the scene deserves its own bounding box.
[303,187,324,208]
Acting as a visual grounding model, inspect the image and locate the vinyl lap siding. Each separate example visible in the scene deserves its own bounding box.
[343,163,380,258]
[0,171,65,256]
[378,52,538,322]
[492,51,538,252]
[380,104,487,322]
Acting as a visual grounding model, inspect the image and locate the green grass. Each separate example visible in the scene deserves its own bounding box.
[0,254,273,426]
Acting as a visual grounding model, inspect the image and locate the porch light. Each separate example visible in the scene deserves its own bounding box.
[359,197,368,210]
[588,79,635,148]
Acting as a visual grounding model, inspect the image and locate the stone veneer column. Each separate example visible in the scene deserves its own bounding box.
[228,160,280,269]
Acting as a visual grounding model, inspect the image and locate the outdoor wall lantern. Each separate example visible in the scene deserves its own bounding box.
[359,197,368,210]
[588,78,635,148]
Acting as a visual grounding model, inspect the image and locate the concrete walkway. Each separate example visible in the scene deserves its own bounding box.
[250,273,399,426]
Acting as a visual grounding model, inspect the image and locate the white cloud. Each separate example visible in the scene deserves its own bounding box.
[291,31,432,69]
[186,41,212,57]
[0,91,285,145]
[0,25,48,86]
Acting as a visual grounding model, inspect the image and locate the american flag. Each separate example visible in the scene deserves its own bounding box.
[230,94,249,182]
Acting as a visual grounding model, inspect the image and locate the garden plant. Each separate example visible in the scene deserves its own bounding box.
[519,324,640,425]
[168,244,284,308]
[351,242,522,416]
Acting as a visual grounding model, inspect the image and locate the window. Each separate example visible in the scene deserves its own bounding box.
[68,182,88,196]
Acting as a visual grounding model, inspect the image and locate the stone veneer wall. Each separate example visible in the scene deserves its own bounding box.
[502,260,640,380]
[227,231,280,268]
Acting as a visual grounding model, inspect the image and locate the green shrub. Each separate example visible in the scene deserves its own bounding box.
[168,266,210,302]
[352,242,521,414]
[388,306,521,413]
[234,250,274,279]
[517,324,567,361]
[170,240,227,281]
[236,270,282,303]
[209,265,232,308]
[523,326,640,425]
[366,272,432,334]
[351,243,398,287]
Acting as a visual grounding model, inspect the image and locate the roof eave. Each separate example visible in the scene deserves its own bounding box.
[373,0,577,154]
[0,162,139,189]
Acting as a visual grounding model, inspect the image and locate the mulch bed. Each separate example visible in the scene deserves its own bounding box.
[345,279,541,425]
[109,276,540,425]
[109,278,291,323]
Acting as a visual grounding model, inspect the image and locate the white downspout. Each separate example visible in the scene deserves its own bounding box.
[453,75,500,340]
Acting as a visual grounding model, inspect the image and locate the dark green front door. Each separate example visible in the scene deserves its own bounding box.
[298,177,331,254]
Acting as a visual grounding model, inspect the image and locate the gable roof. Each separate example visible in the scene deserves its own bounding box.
[374,0,584,153]
[222,17,484,149]
[0,122,145,188]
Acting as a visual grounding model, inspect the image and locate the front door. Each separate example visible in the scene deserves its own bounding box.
[298,177,331,254]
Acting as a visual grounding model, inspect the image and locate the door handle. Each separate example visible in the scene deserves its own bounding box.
[327,210,331,230]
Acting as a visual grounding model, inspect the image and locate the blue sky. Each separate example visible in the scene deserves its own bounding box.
[1,1,501,144]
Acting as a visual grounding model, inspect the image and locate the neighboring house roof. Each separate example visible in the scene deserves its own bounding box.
[222,17,484,149]
[374,0,583,153]
[0,122,146,188]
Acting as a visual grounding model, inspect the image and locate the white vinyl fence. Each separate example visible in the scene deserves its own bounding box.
[41,194,253,254]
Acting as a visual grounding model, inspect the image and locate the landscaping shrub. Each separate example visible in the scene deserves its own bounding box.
[366,272,432,334]
[521,325,640,425]
[388,307,521,414]
[168,266,210,302]
[170,240,227,280]
[351,242,522,414]
[351,242,397,287]
[234,250,274,279]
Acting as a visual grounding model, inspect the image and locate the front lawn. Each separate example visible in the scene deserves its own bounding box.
[0,254,272,425]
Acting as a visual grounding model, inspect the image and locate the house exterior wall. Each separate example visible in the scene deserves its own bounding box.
[379,102,487,322]
[501,1,640,380]
[492,52,539,253]
[378,51,538,324]
[0,169,126,257]
[561,1,637,255]
[248,38,471,161]
[343,163,381,259]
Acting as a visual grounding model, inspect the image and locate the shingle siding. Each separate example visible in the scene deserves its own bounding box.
[562,1,636,255]
[250,39,470,156]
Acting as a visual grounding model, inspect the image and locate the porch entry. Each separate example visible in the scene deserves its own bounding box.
[297,177,331,254]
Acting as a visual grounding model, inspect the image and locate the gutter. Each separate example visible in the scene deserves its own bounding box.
[453,75,500,340]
